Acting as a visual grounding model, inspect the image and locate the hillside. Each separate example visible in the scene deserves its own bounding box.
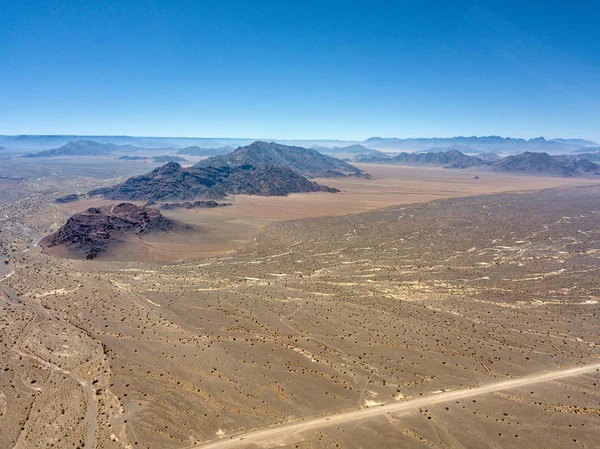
[40,203,184,259]
[88,162,338,201]
[194,141,369,178]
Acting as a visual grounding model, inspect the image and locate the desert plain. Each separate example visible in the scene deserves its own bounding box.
[1,159,599,448]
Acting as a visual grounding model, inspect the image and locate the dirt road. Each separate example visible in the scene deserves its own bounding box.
[192,362,600,448]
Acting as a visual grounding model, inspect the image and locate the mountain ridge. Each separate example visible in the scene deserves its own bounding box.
[88,162,339,201]
[194,141,369,178]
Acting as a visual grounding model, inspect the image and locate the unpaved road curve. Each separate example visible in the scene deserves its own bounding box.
[192,362,600,449]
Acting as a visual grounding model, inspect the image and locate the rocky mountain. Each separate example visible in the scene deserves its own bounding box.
[490,152,583,176]
[553,155,600,173]
[176,146,234,156]
[194,141,369,178]
[356,149,486,168]
[88,162,339,201]
[21,140,146,158]
[41,203,184,259]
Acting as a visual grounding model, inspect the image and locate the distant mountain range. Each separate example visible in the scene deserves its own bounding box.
[194,141,368,178]
[490,152,599,176]
[355,149,599,176]
[356,149,485,168]
[362,136,598,153]
[21,140,151,157]
[3,134,597,154]
[88,162,339,201]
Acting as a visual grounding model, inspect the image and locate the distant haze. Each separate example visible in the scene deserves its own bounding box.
[0,135,597,155]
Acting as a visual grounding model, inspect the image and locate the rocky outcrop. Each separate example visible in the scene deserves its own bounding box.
[41,203,184,259]
[159,200,231,210]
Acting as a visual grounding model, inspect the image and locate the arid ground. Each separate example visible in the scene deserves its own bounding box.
[1,160,599,448]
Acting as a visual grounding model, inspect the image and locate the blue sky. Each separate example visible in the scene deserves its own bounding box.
[1,1,599,141]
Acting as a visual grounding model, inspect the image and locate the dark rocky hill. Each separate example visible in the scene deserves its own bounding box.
[88,162,338,201]
[159,200,231,210]
[55,194,84,203]
[41,203,184,259]
[194,141,368,178]
[490,152,581,176]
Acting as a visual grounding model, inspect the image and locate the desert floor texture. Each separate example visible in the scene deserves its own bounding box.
[1,160,599,448]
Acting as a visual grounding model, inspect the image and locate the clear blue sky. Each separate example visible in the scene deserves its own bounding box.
[1,1,599,141]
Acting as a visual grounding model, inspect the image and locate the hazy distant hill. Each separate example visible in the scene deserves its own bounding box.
[553,155,600,172]
[426,144,476,154]
[195,141,368,178]
[573,146,600,154]
[490,152,587,176]
[551,138,598,146]
[21,140,146,158]
[88,162,339,201]
[176,146,234,156]
[574,152,600,162]
[316,144,386,156]
[2,134,598,154]
[118,156,149,161]
[356,149,486,168]
[363,136,598,153]
[151,155,189,163]
[477,152,502,161]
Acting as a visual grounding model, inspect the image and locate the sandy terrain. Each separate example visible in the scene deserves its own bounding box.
[49,164,600,262]
[1,179,598,448]
[223,164,600,220]
[194,363,600,448]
